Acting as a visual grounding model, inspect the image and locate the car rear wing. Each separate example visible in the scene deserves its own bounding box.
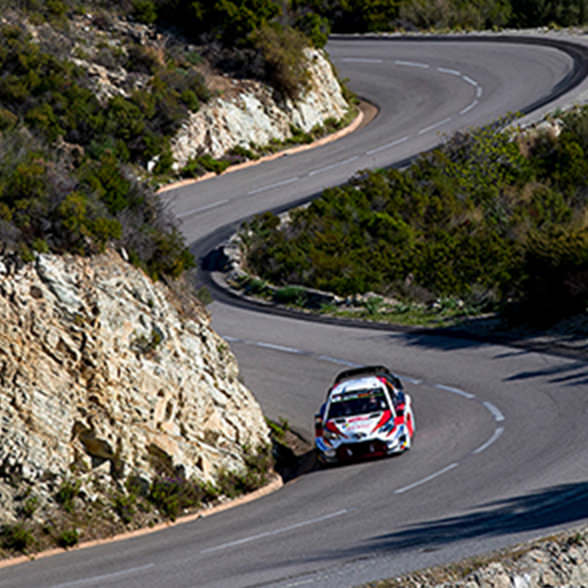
[329,365,403,398]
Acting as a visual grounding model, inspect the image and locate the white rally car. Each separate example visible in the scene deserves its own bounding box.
[315,365,415,465]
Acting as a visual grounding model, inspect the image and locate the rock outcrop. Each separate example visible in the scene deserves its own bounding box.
[0,250,270,522]
[380,525,588,587]
[171,48,349,168]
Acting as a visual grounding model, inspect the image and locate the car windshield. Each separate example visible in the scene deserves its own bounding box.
[327,388,388,419]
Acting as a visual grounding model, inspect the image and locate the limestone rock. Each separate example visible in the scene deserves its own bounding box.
[171,48,349,168]
[0,250,270,521]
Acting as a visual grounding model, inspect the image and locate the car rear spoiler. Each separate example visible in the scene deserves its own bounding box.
[333,365,393,385]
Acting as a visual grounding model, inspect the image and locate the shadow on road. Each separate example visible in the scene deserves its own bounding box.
[395,314,588,363]
[311,481,588,562]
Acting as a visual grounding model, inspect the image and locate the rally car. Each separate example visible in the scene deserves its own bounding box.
[314,365,415,465]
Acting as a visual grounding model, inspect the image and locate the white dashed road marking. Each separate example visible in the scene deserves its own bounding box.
[248,176,300,195]
[50,564,155,587]
[460,100,479,115]
[176,199,228,218]
[474,426,505,454]
[308,156,359,176]
[483,401,505,422]
[200,509,349,554]
[394,463,460,494]
[395,60,430,68]
[435,383,475,399]
[342,58,384,63]
[418,117,452,135]
[437,67,461,76]
[256,341,303,354]
[366,136,409,155]
[462,75,478,86]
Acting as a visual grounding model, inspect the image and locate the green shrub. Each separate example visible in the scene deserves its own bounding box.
[132,0,158,24]
[250,23,310,99]
[293,11,329,48]
[274,286,308,306]
[56,528,79,548]
[113,492,137,525]
[181,155,230,178]
[55,479,81,513]
[519,226,588,324]
[243,277,271,296]
[1,523,33,552]
[364,296,383,316]
[196,286,214,305]
[216,445,273,498]
[21,496,39,518]
[241,110,588,323]
[148,476,206,520]
[0,107,17,130]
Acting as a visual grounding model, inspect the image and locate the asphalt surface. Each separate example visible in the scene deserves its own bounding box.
[3,34,588,588]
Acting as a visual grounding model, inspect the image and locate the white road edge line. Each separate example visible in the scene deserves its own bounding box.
[395,60,430,68]
[435,383,475,399]
[50,563,155,588]
[200,509,349,554]
[418,117,452,135]
[401,376,422,385]
[256,341,303,354]
[308,156,359,176]
[462,75,478,86]
[460,100,479,115]
[437,67,461,76]
[248,176,299,195]
[341,58,383,63]
[473,426,504,454]
[176,199,229,218]
[366,136,409,155]
[483,401,505,422]
[476,86,483,98]
[394,463,459,494]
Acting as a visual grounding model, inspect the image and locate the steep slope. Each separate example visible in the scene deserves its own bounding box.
[0,249,269,527]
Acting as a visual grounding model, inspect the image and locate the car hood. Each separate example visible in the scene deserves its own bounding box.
[327,410,391,438]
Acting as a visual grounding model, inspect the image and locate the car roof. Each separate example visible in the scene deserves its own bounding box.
[330,375,383,396]
[326,365,402,401]
[327,376,385,401]
[333,365,395,385]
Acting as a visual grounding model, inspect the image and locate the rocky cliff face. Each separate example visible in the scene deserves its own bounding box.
[0,250,270,522]
[10,10,349,172]
[171,48,349,167]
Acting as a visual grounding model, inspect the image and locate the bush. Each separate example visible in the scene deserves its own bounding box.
[132,0,157,24]
[56,528,79,548]
[250,23,310,99]
[148,476,208,520]
[1,523,34,552]
[273,286,308,306]
[55,479,81,513]
[216,445,273,498]
[113,491,137,524]
[21,496,39,518]
[519,226,588,324]
[241,109,588,323]
[181,155,230,178]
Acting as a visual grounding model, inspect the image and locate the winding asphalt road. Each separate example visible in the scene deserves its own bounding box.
[3,35,588,588]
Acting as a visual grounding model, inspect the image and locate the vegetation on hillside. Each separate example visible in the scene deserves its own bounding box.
[1,0,586,291]
[0,444,273,558]
[0,1,323,278]
[241,109,588,325]
[0,19,203,278]
[291,0,587,33]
